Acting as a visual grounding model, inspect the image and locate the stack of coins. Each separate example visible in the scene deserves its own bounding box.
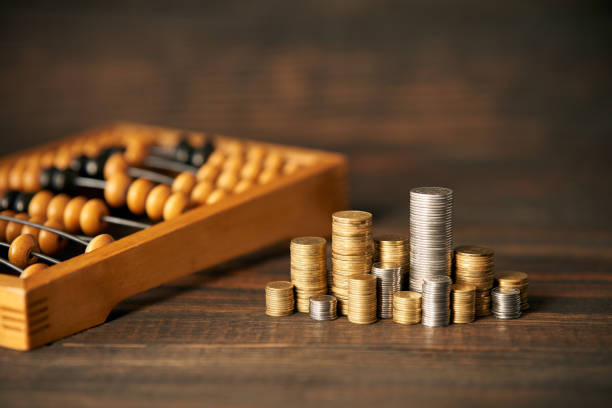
[454,245,495,317]
[375,234,409,268]
[331,210,373,315]
[371,262,403,318]
[348,275,377,324]
[309,294,338,321]
[410,187,454,292]
[495,271,529,310]
[421,275,452,327]
[290,237,327,313]
[491,287,522,319]
[392,291,422,325]
[451,284,476,323]
[265,281,295,316]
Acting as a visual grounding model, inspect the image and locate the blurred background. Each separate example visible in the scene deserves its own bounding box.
[1,0,611,234]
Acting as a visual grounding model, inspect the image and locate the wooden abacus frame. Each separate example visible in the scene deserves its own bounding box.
[0,123,348,351]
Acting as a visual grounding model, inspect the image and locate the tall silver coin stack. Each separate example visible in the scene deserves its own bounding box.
[371,262,403,318]
[421,275,452,326]
[409,187,454,292]
[309,294,338,321]
[491,287,522,319]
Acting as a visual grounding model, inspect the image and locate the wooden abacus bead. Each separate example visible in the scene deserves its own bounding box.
[0,209,16,241]
[283,161,300,175]
[163,192,189,221]
[53,146,73,169]
[124,138,149,166]
[104,173,132,208]
[196,164,219,183]
[21,263,48,279]
[12,192,34,213]
[22,163,42,192]
[0,190,18,211]
[5,213,29,243]
[0,164,11,191]
[28,190,54,219]
[206,150,225,168]
[233,179,252,194]
[9,234,40,269]
[47,193,71,222]
[85,233,114,253]
[8,161,26,190]
[39,219,68,254]
[127,178,154,215]
[21,216,45,238]
[223,141,245,157]
[80,199,109,236]
[206,189,227,205]
[263,151,283,172]
[258,169,278,184]
[103,152,128,180]
[246,146,266,162]
[217,170,239,191]
[190,181,214,205]
[223,155,244,173]
[40,150,56,168]
[172,172,197,196]
[63,196,88,233]
[145,184,171,220]
[240,161,261,181]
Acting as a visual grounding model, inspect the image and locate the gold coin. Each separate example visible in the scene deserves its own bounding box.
[495,271,528,283]
[454,245,494,257]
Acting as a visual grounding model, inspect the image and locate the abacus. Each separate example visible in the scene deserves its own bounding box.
[0,122,348,351]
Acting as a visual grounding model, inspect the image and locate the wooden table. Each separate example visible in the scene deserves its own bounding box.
[0,2,611,407]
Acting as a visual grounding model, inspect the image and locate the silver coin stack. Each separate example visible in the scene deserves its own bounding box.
[410,187,454,292]
[371,262,403,318]
[309,294,338,321]
[491,287,522,319]
[421,275,451,326]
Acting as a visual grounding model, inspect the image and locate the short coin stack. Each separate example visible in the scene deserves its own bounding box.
[410,187,454,292]
[371,262,403,318]
[331,211,373,315]
[309,294,338,321]
[375,234,409,268]
[348,274,377,324]
[290,237,327,313]
[265,281,295,317]
[451,284,476,323]
[495,271,529,310]
[392,291,422,325]
[454,245,495,317]
[421,275,452,327]
[491,287,522,319]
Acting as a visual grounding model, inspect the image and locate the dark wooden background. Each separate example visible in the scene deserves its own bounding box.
[1,1,611,407]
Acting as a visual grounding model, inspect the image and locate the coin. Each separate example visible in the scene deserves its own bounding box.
[290,236,327,313]
[495,271,529,310]
[265,281,295,316]
[491,287,522,319]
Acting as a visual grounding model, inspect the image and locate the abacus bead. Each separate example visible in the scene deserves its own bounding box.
[172,172,197,196]
[54,147,72,169]
[103,152,128,180]
[9,234,40,269]
[21,216,45,239]
[175,139,193,164]
[223,155,244,173]
[39,167,56,190]
[39,219,68,254]
[283,161,300,175]
[40,151,56,168]
[1,191,18,211]
[163,192,189,221]
[258,169,277,184]
[145,184,171,221]
[190,141,215,167]
[69,154,89,175]
[196,164,219,183]
[85,233,114,253]
[20,263,48,279]
[216,170,239,191]
[0,209,16,241]
[233,179,252,194]
[240,161,261,181]
[263,151,283,171]
[21,163,41,192]
[5,213,28,243]
[206,151,225,168]
[84,155,105,178]
[80,199,109,236]
[47,194,71,222]
[8,163,25,191]
[246,146,266,162]
[104,173,132,208]
[28,190,54,219]
[190,181,214,205]
[52,169,77,193]
[206,189,227,205]
[13,193,34,213]
[126,178,154,215]
[0,164,10,191]
[63,196,88,233]
[124,139,148,166]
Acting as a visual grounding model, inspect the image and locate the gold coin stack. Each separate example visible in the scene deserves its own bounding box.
[348,275,377,324]
[290,237,328,313]
[392,291,422,325]
[265,281,295,317]
[375,234,409,286]
[495,271,529,310]
[454,245,495,317]
[331,210,373,315]
[451,284,476,323]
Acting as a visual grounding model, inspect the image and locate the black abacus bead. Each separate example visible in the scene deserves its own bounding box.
[69,154,89,176]
[175,138,193,164]
[39,167,57,190]
[51,169,77,193]
[13,192,34,213]
[190,140,215,167]
[84,155,105,179]
[0,190,18,211]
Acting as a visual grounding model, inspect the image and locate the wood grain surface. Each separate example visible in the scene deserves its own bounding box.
[0,1,611,407]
